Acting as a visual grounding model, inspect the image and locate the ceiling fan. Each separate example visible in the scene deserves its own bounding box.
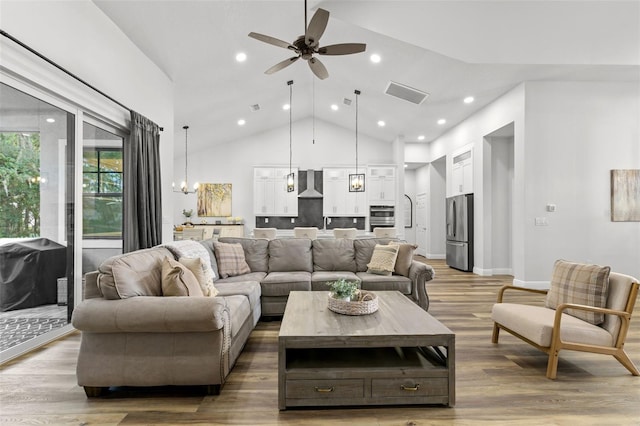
[248,0,366,80]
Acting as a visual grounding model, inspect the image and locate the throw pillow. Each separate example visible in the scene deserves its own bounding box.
[161,256,204,297]
[162,240,218,282]
[390,242,418,277]
[214,242,251,278]
[179,256,219,297]
[545,259,611,325]
[366,244,400,276]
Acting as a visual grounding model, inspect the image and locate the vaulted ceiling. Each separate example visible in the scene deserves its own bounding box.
[93,0,639,153]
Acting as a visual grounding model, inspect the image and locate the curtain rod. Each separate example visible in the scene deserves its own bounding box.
[0,29,164,131]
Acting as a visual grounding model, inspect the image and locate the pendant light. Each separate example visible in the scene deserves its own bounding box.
[173,125,199,194]
[349,89,365,192]
[286,80,295,192]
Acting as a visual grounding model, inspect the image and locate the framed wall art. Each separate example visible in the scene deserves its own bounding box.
[197,183,232,217]
[611,169,640,222]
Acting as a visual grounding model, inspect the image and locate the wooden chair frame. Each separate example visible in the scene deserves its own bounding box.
[492,282,640,379]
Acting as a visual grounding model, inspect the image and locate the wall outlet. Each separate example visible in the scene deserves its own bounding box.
[291,218,295,223]
[353,218,357,223]
[264,218,269,223]
[546,204,556,212]
[535,217,548,226]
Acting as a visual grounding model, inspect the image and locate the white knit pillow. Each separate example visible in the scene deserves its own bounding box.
[366,244,399,276]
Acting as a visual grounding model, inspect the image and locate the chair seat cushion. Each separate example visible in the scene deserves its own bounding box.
[491,303,613,347]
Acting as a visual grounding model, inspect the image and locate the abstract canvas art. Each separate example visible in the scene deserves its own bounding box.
[198,183,232,217]
[611,170,640,222]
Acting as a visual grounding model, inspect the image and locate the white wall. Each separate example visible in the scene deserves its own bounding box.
[522,81,640,280]
[488,136,514,274]
[403,169,416,244]
[427,81,640,284]
[428,158,447,258]
[173,117,393,228]
[1,0,175,242]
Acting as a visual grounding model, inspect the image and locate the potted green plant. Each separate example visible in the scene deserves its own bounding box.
[182,209,193,226]
[328,279,359,302]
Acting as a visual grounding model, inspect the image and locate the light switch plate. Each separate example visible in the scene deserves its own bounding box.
[535,217,548,226]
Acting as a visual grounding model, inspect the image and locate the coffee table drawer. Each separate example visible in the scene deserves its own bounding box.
[286,379,364,399]
[372,378,448,398]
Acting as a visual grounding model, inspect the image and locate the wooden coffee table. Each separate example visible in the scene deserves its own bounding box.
[278,291,455,409]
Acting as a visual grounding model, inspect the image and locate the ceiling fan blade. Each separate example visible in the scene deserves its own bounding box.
[265,56,300,75]
[305,8,329,47]
[308,57,329,80]
[318,43,367,56]
[249,32,295,50]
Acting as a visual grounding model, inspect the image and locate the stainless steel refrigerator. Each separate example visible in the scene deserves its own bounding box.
[446,194,473,272]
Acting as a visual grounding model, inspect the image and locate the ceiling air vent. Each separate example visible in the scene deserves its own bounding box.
[249,104,261,112]
[343,98,352,106]
[384,81,429,105]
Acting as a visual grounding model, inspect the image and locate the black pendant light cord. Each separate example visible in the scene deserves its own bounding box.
[288,80,293,174]
[0,30,163,131]
[355,89,361,174]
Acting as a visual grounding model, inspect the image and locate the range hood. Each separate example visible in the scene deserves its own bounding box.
[298,170,323,198]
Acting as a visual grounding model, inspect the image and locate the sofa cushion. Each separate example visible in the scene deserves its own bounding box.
[311,271,360,291]
[268,239,313,272]
[312,239,357,272]
[178,256,218,297]
[214,242,251,278]
[492,303,613,347]
[98,247,172,299]
[357,272,412,294]
[367,244,399,276]
[218,237,269,272]
[216,271,267,285]
[390,242,417,277]
[545,260,611,325]
[354,238,397,272]
[161,257,204,297]
[261,272,311,296]
[214,281,261,314]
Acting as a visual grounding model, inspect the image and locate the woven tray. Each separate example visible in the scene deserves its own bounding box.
[327,291,378,315]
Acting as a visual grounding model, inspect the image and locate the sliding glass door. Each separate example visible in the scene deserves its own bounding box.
[0,82,75,355]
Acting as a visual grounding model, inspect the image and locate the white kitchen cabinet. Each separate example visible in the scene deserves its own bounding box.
[367,166,396,205]
[253,167,298,216]
[452,150,473,195]
[323,168,366,216]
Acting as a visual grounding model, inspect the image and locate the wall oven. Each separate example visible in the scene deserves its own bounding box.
[369,205,395,231]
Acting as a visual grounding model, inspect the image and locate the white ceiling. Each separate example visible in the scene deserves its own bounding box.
[93,0,639,155]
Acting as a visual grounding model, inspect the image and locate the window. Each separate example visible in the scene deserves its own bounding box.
[82,122,124,238]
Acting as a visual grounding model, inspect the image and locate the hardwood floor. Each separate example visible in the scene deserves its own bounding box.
[1,258,639,425]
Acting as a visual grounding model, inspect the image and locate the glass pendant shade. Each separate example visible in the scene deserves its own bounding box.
[286,172,295,192]
[349,173,365,192]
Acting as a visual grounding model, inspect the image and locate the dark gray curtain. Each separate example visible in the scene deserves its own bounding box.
[124,111,162,252]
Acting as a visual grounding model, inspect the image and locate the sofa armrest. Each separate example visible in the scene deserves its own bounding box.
[409,260,435,311]
[72,296,229,333]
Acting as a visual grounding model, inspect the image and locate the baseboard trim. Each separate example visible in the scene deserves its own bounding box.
[473,267,492,276]
[492,268,513,275]
[426,253,446,260]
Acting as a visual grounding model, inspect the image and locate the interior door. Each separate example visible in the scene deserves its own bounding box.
[415,193,428,257]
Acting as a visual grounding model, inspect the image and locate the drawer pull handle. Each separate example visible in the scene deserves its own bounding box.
[314,387,334,393]
[400,384,420,392]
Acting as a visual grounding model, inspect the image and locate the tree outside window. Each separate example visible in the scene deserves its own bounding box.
[83,148,123,238]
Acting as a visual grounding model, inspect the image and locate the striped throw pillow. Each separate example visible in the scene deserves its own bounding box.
[545,259,610,325]
[214,242,251,278]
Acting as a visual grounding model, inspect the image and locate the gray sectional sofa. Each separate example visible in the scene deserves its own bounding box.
[71,237,435,397]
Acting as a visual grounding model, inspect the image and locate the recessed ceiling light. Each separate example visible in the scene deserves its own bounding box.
[417,135,425,141]
[235,52,247,62]
[330,104,338,111]
[463,96,474,104]
[237,119,246,126]
[437,118,447,125]
[377,120,386,127]
[370,54,381,63]
[282,104,290,110]
[46,118,55,123]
